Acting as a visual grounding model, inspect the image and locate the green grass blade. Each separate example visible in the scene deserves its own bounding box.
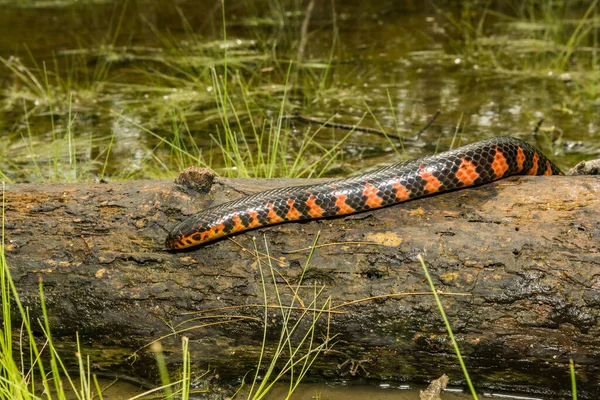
[417,255,478,400]
[570,358,577,400]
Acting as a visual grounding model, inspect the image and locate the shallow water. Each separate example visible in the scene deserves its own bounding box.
[86,379,549,400]
[0,0,598,181]
[261,382,472,400]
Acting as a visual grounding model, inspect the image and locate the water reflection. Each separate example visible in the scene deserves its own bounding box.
[0,0,597,181]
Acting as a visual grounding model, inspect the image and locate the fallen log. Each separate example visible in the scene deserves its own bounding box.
[3,172,600,398]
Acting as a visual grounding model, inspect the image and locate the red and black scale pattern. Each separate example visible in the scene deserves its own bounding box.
[166,136,562,250]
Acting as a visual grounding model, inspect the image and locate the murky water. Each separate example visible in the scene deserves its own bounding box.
[78,379,547,400]
[262,382,472,400]
[0,0,599,182]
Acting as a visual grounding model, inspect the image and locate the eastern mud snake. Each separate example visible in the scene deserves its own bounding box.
[166,137,562,250]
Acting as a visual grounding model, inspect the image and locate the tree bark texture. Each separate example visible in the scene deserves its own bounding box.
[3,174,600,398]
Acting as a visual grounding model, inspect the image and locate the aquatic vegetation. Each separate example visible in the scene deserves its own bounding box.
[443,0,600,97]
[2,1,598,183]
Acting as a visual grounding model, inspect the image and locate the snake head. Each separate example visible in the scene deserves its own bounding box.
[165,234,178,250]
[165,232,186,250]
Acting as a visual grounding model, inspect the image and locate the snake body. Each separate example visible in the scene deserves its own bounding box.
[166,137,562,250]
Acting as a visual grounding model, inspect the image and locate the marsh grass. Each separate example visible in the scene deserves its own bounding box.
[2,0,598,183]
[236,234,333,400]
[444,0,600,97]
[0,0,353,182]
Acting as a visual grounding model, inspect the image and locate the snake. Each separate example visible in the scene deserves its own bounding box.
[166,136,562,250]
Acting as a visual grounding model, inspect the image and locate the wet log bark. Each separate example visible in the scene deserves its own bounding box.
[3,173,600,398]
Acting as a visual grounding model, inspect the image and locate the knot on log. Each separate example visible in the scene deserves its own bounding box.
[174,167,215,194]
